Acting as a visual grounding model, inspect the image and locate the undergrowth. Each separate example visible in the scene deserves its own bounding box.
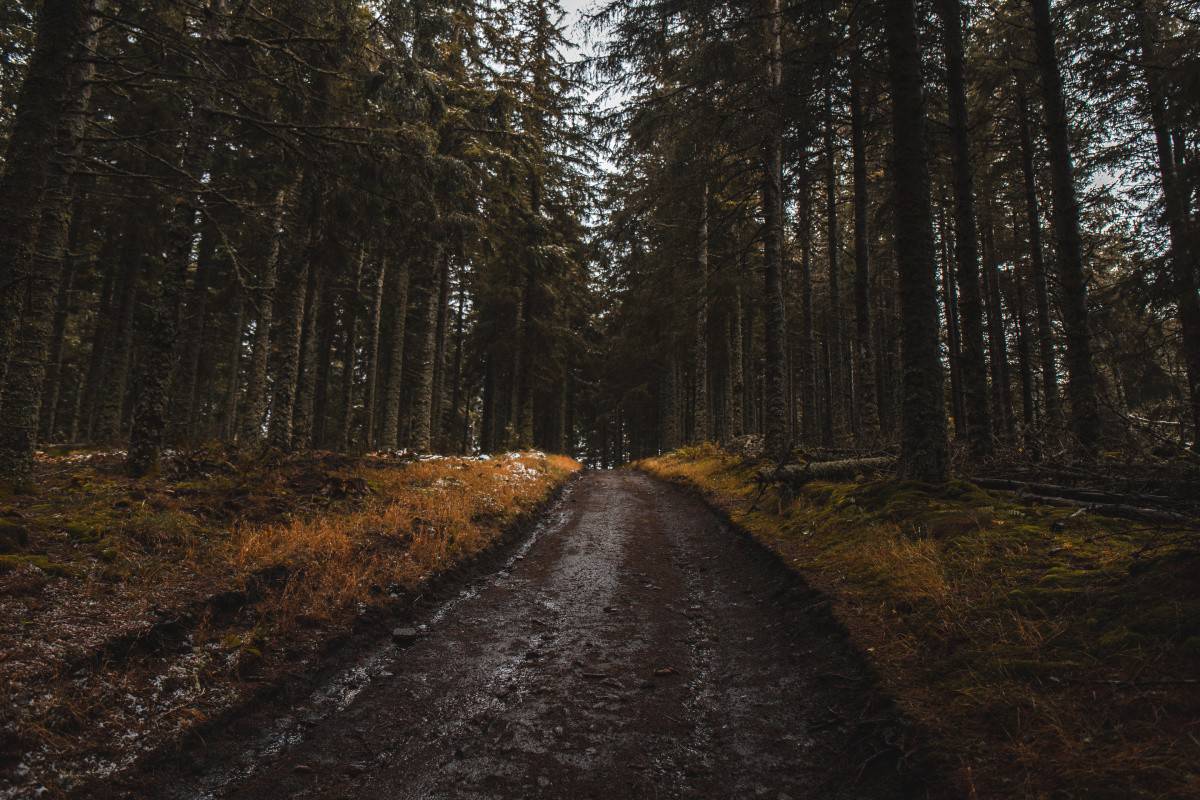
[0,447,580,797]
[638,445,1200,799]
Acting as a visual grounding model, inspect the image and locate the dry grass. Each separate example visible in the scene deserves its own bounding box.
[0,448,580,797]
[231,453,580,625]
[638,445,1200,799]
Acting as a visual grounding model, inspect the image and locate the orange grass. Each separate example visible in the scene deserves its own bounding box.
[230,452,581,625]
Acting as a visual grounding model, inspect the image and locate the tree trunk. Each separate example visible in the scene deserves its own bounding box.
[0,0,93,371]
[850,33,878,443]
[940,207,966,437]
[693,182,710,443]
[448,275,467,453]
[218,285,244,442]
[409,250,443,452]
[760,0,790,462]
[1030,0,1102,452]
[798,146,817,444]
[126,0,232,475]
[885,0,950,482]
[94,229,143,444]
[235,186,290,450]
[0,0,98,488]
[982,204,1015,442]
[379,263,410,450]
[508,272,532,448]
[1014,79,1062,430]
[429,250,452,449]
[310,262,339,448]
[661,356,680,451]
[1134,0,1200,445]
[362,258,387,450]
[39,188,90,441]
[822,82,844,443]
[730,288,745,438]
[76,227,119,440]
[937,0,991,458]
[1010,245,1038,446]
[167,220,218,445]
[336,249,364,452]
[292,259,323,449]
[266,187,317,451]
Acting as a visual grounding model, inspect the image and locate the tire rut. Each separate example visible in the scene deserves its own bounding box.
[104,471,927,800]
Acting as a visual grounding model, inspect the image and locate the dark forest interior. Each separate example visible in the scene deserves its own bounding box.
[1,0,1199,798]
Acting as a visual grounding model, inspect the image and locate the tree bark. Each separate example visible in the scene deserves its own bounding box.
[798,146,817,443]
[235,185,290,450]
[849,33,878,443]
[885,0,950,482]
[1014,78,1062,430]
[409,250,443,452]
[448,274,467,453]
[940,207,966,437]
[39,188,91,441]
[126,2,232,475]
[693,182,710,443]
[1134,0,1200,446]
[760,0,790,462]
[0,0,98,487]
[379,263,411,450]
[266,183,318,451]
[429,249,452,449]
[730,288,745,438]
[822,82,844,443]
[982,204,1015,442]
[1009,244,1038,445]
[936,0,991,458]
[292,258,324,449]
[0,0,94,377]
[218,284,244,442]
[336,249,364,452]
[167,220,218,445]
[1030,0,1102,452]
[76,227,119,441]
[361,258,387,450]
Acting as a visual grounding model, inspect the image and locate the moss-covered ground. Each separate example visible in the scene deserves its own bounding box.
[637,445,1200,799]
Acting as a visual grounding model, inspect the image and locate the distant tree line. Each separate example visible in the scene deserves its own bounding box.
[2,0,1198,486]
[0,0,593,489]
[589,0,1200,479]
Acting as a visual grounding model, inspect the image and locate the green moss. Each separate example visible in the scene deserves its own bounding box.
[0,553,78,577]
[1038,566,1096,588]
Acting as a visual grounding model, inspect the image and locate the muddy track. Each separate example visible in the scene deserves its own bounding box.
[96,471,930,800]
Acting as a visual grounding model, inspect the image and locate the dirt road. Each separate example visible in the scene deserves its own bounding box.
[107,471,926,799]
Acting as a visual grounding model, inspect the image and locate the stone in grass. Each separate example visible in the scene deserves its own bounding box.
[392,626,422,645]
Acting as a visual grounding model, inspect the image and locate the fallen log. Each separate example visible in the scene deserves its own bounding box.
[980,489,1197,528]
[971,478,1177,509]
[760,456,895,486]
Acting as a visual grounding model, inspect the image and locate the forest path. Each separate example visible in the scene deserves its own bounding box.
[114,471,920,800]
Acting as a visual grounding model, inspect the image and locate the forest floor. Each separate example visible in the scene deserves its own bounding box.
[0,446,579,799]
[638,445,1200,799]
[81,470,931,800]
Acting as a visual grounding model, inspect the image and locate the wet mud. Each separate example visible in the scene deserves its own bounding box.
[98,471,928,799]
